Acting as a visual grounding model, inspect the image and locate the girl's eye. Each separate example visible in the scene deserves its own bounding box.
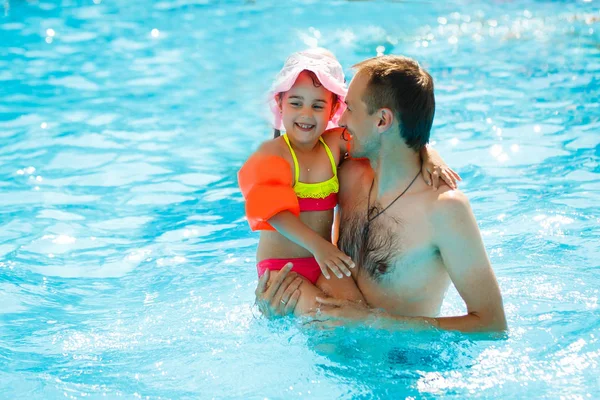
[313,105,324,110]
[290,102,301,107]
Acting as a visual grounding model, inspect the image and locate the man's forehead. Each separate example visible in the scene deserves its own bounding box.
[347,70,368,100]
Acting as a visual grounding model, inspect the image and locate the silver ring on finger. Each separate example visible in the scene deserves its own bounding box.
[281,299,287,305]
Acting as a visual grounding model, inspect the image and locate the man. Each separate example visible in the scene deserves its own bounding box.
[255,55,507,333]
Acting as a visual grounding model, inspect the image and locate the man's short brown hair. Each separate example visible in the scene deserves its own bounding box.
[353,55,435,151]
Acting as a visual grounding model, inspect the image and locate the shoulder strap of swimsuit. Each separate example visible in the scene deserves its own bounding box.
[282,134,300,184]
[319,136,337,176]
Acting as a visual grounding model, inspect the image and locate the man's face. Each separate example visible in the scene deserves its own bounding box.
[338,71,380,159]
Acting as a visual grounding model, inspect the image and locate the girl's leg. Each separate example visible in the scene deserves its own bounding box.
[316,274,366,303]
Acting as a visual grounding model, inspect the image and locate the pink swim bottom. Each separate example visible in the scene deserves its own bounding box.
[257,257,321,284]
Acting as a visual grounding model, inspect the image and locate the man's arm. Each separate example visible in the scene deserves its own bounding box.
[316,190,507,333]
[429,190,507,332]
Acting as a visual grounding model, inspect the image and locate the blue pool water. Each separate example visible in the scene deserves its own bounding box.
[1,0,599,398]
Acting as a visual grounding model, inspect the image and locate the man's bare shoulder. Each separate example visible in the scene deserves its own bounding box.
[430,188,475,230]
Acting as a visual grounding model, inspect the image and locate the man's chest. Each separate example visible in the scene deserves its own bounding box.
[338,205,448,315]
[338,200,435,279]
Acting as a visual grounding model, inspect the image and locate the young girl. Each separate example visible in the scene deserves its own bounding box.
[238,48,456,315]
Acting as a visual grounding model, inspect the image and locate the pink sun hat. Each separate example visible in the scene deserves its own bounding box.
[269,48,347,131]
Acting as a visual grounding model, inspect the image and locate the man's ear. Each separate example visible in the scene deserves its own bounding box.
[376,108,394,133]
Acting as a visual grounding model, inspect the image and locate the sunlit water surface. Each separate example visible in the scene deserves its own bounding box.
[1,0,599,398]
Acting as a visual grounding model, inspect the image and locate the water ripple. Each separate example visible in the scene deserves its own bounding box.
[1,0,599,398]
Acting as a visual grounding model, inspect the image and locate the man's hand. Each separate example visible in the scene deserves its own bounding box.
[254,263,302,318]
[312,297,373,325]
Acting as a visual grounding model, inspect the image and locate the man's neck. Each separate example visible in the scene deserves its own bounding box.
[369,130,421,199]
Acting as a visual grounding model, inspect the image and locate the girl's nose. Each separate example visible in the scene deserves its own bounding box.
[300,106,313,117]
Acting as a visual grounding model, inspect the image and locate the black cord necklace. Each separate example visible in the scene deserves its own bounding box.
[367,169,421,223]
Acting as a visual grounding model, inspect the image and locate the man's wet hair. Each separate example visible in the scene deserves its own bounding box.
[353,55,435,152]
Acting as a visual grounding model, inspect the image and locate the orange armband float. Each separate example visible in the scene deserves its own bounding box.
[237,154,300,231]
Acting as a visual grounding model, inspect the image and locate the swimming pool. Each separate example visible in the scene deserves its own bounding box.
[1,0,599,398]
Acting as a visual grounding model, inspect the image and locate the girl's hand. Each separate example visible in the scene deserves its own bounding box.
[312,241,355,280]
[420,145,462,190]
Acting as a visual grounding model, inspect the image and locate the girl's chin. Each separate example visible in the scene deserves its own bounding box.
[284,127,320,139]
[289,132,320,143]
